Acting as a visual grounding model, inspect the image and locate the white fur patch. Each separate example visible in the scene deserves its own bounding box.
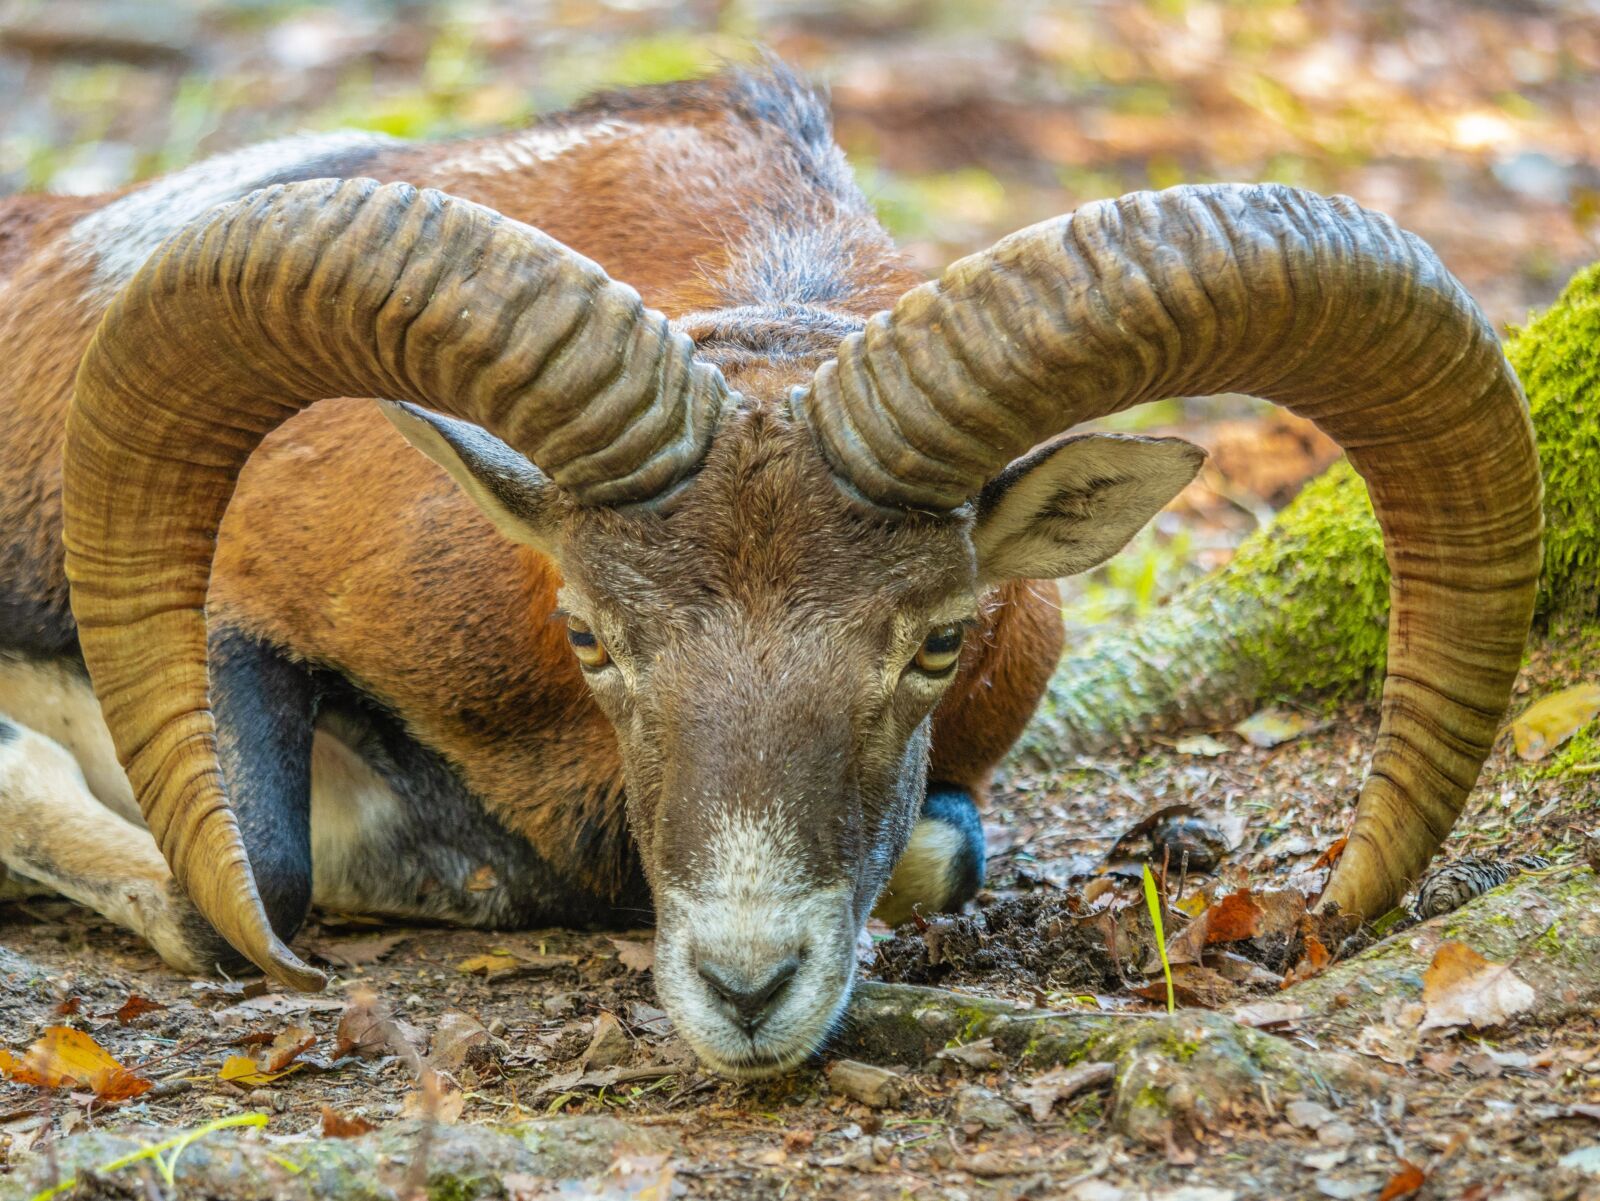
[66,130,399,295]
[872,817,963,928]
[306,721,406,913]
[0,657,136,821]
[434,120,636,177]
[654,805,859,1078]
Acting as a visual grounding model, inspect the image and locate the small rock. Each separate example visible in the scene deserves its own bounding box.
[581,1012,631,1070]
[1559,1144,1600,1175]
[951,1085,1020,1131]
[826,1059,905,1108]
[1286,1100,1336,1130]
[1317,1120,1357,1146]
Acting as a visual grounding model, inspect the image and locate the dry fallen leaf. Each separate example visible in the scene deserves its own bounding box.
[457,952,522,978]
[219,1054,303,1087]
[1232,706,1313,749]
[1011,1061,1115,1122]
[1377,1160,1428,1200]
[335,989,426,1075]
[312,932,410,968]
[1511,682,1600,761]
[264,1025,317,1073]
[612,938,656,973]
[1418,941,1537,1032]
[321,1105,378,1138]
[1134,963,1237,1009]
[0,1026,152,1101]
[102,995,166,1025]
[400,1068,465,1124]
[1204,890,1264,943]
[1232,1000,1306,1028]
[1175,733,1230,757]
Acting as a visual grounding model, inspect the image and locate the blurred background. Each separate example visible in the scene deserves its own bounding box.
[3,0,1595,623]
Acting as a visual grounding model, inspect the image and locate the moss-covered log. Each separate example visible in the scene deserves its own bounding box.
[1017,264,1600,762]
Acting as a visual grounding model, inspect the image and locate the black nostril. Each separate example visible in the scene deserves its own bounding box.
[697,955,801,1030]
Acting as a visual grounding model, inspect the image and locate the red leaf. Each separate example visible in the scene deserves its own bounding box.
[1203,890,1264,944]
[103,996,165,1025]
[1378,1161,1427,1201]
[321,1105,378,1138]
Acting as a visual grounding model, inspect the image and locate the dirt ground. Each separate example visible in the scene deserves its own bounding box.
[3,627,1597,1199]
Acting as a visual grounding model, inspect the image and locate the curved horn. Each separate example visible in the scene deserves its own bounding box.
[64,178,728,988]
[793,183,1542,919]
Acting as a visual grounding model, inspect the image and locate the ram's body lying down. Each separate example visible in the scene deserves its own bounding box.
[0,63,1541,1077]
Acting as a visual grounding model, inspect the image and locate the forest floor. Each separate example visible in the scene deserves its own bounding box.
[2,625,1597,1200]
[4,1,1600,1198]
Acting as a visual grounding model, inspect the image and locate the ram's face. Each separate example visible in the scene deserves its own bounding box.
[386,375,1201,1079]
[552,408,979,1076]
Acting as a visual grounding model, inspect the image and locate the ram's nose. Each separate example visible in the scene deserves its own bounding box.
[696,954,801,1032]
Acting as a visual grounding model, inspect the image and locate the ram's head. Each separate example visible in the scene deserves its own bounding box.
[62,180,1541,1076]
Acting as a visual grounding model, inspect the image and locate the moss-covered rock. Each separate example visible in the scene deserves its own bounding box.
[1018,263,1600,759]
[1,1115,675,1201]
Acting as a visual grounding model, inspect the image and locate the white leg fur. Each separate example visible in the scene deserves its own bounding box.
[0,718,211,972]
[871,817,965,928]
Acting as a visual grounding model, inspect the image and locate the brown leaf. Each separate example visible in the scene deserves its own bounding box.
[465,865,499,892]
[1204,890,1264,943]
[313,933,410,968]
[104,995,165,1025]
[1311,837,1348,872]
[0,1026,152,1101]
[1378,1161,1427,1201]
[321,1105,378,1138]
[335,989,426,1075]
[1419,941,1537,1032]
[400,1068,464,1124]
[611,938,655,973]
[1011,1061,1115,1122]
[581,1012,632,1070]
[1133,963,1237,1009]
[53,996,81,1017]
[264,1025,317,1073]
[1232,1000,1305,1028]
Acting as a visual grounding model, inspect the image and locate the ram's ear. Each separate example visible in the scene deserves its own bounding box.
[380,401,561,555]
[973,434,1206,584]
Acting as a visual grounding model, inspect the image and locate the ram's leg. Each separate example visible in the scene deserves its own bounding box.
[0,715,218,972]
[873,785,986,927]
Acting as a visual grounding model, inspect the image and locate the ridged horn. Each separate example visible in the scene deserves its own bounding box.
[793,183,1542,918]
[63,178,728,988]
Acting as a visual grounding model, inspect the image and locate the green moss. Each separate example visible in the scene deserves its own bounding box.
[1218,460,1391,697]
[1507,265,1600,625]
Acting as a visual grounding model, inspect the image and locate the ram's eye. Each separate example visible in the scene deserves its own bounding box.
[566,617,610,669]
[913,624,965,675]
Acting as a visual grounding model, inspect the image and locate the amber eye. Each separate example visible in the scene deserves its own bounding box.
[566,617,610,669]
[913,624,965,675]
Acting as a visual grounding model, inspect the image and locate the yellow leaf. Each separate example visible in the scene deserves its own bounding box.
[0,1026,151,1100]
[1512,683,1600,761]
[219,1054,302,1087]
[457,953,521,977]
